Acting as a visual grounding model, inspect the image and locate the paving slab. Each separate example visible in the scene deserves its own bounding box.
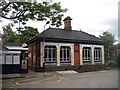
[56,70,78,74]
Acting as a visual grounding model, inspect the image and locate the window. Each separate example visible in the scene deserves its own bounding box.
[6,54,13,64]
[13,54,20,64]
[44,46,56,63]
[82,47,91,62]
[0,54,5,64]
[94,48,102,62]
[60,46,71,62]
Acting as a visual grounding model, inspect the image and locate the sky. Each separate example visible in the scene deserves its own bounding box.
[0,0,119,43]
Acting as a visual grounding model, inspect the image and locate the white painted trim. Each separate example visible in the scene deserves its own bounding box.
[80,44,104,48]
[5,46,28,50]
[79,44,83,65]
[80,44,104,65]
[56,46,60,66]
[40,42,43,67]
[91,46,95,64]
[42,42,74,66]
[102,46,105,64]
[0,51,21,54]
[44,42,74,47]
[71,44,74,66]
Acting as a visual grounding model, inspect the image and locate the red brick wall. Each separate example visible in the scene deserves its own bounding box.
[28,44,33,66]
[74,44,80,65]
[33,43,36,66]
[28,42,40,68]
[36,42,40,67]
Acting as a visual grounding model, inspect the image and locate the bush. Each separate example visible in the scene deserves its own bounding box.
[106,60,117,67]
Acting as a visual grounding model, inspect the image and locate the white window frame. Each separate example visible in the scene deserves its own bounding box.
[44,46,56,63]
[60,46,71,63]
[13,54,20,64]
[5,54,13,64]
[0,54,5,64]
[82,47,91,62]
[94,48,102,62]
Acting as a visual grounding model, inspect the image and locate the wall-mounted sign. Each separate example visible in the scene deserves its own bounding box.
[22,60,27,69]
[28,53,31,58]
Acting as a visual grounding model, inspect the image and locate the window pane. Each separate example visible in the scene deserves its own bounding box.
[60,46,70,62]
[13,54,20,64]
[0,54,5,64]
[49,50,51,58]
[0,54,4,64]
[64,49,66,59]
[94,48,102,61]
[60,49,62,59]
[83,47,91,61]
[44,49,47,58]
[53,49,55,58]
[44,46,56,62]
[67,49,70,58]
[6,54,12,64]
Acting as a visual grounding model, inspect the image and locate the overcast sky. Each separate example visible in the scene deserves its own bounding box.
[55,0,119,39]
[0,0,119,43]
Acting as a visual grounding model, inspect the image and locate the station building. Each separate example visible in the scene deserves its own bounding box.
[26,16,105,72]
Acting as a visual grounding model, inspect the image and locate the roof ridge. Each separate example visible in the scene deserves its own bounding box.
[79,30,100,39]
[40,27,101,40]
[47,28,100,38]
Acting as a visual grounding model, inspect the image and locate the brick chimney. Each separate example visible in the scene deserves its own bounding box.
[0,34,7,45]
[63,16,72,30]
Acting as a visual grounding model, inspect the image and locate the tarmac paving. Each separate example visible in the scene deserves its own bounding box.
[2,70,51,79]
[2,69,118,88]
[1,68,113,79]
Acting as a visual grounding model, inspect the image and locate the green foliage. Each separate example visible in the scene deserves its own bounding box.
[0,0,68,27]
[2,24,16,42]
[16,26,39,43]
[99,31,116,56]
[117,53,120,69]
[0,0,68,43]
[99,31,116,48]
[106,60,117,68]
[99,31,117,67]
[2,24,39,43]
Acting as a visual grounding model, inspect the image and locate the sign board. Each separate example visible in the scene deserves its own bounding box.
[22,60,27,69]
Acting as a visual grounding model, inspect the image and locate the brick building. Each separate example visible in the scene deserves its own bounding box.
[26,16,105,72]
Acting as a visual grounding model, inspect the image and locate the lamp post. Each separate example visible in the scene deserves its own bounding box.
[42,21,50,73]
[108,46,111,59]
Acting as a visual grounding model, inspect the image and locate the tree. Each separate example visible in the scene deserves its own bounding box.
[0,0,67,43]
[0,0,68,27]
[99,31,117,65]
[2,24,16,42]
[2,24,39,43]
[99,31,116,48]
[16,26,39,43]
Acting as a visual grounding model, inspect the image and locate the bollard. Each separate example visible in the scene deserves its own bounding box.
[43,62,45,73]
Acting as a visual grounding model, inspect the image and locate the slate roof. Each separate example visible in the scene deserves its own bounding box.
[5,42,23,46]
[0,44,8,51]
[1,42,28,51]
[27,28,104,44]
